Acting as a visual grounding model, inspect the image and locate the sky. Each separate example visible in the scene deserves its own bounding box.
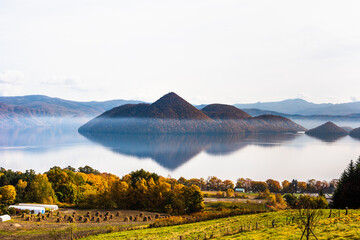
[1,0,360,104]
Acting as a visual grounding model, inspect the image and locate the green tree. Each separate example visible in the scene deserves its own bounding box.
[332,157,360,208]
[26,174,56,204]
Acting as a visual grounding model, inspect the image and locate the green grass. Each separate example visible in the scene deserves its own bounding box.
[204,202,269,212]
[82,209,360,240]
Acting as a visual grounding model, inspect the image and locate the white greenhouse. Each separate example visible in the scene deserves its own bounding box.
[19,203,58,211]
[0,214,11,222]
[8,205,45,214]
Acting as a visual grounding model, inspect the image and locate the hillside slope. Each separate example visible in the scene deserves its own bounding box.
[79,93,306,134]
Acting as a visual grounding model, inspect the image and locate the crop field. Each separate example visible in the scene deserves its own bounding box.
[0,209,168,240]
[82,209,360,240]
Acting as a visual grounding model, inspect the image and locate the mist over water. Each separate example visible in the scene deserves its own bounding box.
[1,119,360,182]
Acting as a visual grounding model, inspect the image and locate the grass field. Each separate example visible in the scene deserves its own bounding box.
[82,209,360,240]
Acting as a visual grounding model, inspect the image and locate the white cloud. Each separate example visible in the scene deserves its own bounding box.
[0,70,25,85]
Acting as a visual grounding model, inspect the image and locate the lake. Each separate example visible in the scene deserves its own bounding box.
[1,120,360,182]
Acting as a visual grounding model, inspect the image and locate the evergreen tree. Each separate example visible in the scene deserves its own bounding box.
[332,157,360,208]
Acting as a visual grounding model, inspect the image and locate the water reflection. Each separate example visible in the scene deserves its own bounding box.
[305,134,347,143]
[80,132,300,170]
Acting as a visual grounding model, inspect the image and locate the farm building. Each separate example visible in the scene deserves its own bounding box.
[0,214,11,222]
[234,188,245,193]
[8,205,45,214]
[19,203,58,211]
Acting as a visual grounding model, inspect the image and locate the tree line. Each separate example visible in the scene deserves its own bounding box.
[178,176,338,194]
[0,167,203,215]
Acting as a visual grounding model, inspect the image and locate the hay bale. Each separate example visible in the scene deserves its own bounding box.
[129,215,133,221]
[115,211,120,217]
[69,216,76,223]
[64,215,68,220]
[72,211,76,215]
[124,217,129,222]
[105,211,110,216]
[104,216,108,221]
[109,214,113,220]
[21,213,26,218]
[147,216,152,220]
[56,217,61,223]
[96,217,101,223]
[95,211,100,217]
[99,214,103,218]
[84,217,89,223]
[37,217,41,222]
[25,216,31,221]
[134,217,138,221]
[78,216,83,221]
[46,213,51,218]
[139,212,144,217]
[56,212,60,216]
[143,217,148,222]
[86,213,91,218]
[91,216,95,221]
[37,213,42,217]
[42,215,46,220]
[155,214,160,219]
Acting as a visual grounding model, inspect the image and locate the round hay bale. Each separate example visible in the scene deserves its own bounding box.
[56,217,61,223]
[129,215,133,221]
[104,216,108,221]
[72,211,76,215]
[134,217,138,221]
[25,216,31,221]
[99,214,103,218]
[84,217,89,223]
[147,216,151,220]
[86,213,91,218]
[143,217,148,222]
[37,213,42,217]
[56,212,60,216]
[124,217,129,222]
[87,211,90,215]
[46,213,51,218]
[95,211,100,217]
[64,215,68,220]
[115,211,120,217]
[155,214,160,219]
[96,217,101,223]
[42,215,46,220]
[139,212,144,217]
[91,216,95,221]
[78,216,83,221]
[109,214,113,220]
[105,211,110,216]
[21,213,26,218]
[37,217,41,222]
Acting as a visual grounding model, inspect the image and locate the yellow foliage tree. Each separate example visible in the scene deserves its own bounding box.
[1,185,17,205]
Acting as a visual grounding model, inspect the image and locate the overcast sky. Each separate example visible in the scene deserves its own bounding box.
[1,0,360,104]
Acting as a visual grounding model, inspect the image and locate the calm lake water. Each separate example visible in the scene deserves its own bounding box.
[1,119,360,182]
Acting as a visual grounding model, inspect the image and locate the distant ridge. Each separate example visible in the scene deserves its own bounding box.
[305,122,348,137]
[0,95,143,128]
[235,98,360,116]
[79,92,306,134]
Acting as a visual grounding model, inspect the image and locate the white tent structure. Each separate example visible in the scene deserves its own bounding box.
[0,214,11,222]
[8,205,45,214]
[19,203,58,211]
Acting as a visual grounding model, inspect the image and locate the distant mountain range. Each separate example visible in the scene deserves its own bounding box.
[79,92,305,134]
[234,99,360,116]
[1,94,360,129]
[0,95,143,128]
